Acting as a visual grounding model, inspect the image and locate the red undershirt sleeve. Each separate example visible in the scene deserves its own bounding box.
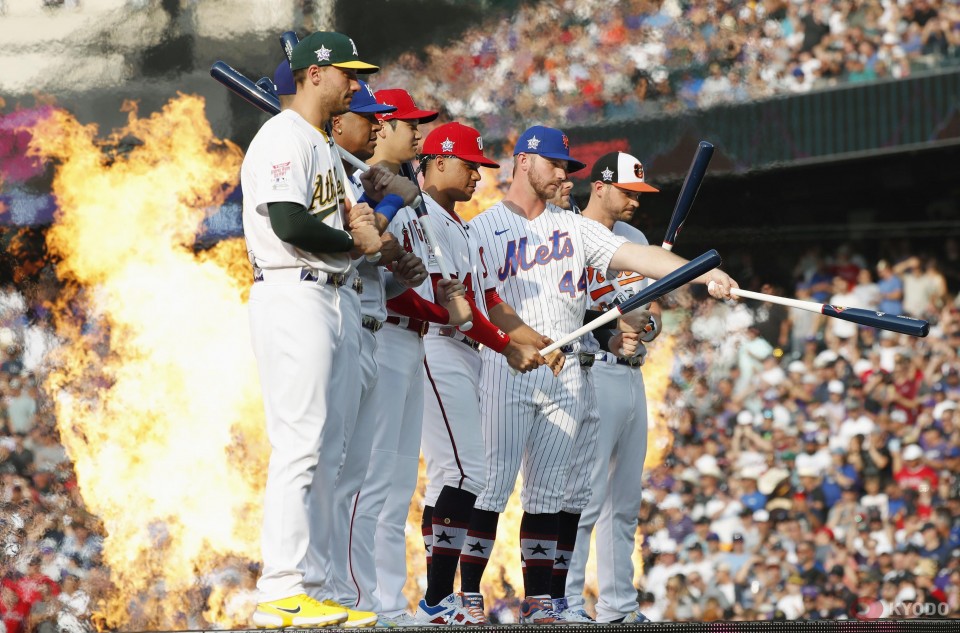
[386,289,450,324]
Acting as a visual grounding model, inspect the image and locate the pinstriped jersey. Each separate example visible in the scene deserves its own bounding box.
[347,172,387,321]
[386,193,491,321]
[470,202,627,345]
[587,221,652,311]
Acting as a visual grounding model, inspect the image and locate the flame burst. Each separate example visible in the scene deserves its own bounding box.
[28,95,267,630]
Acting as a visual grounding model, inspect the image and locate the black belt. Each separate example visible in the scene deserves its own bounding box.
[385,316,429,337]
[252,267,363,294]
[595,352,643,368]
[436,325,481,351]
[362,315,383,332]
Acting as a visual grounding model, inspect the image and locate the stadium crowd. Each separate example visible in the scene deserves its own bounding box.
[1,235,958,629]
[377,0,960,137]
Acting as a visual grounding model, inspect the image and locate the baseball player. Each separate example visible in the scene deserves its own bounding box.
[561,152,663,624]
[462,126,737,624]
[273,59,296,109]
[242,32,383,629]
[411,122,560,626]
[338,89,453,626]
[323,82,467,624]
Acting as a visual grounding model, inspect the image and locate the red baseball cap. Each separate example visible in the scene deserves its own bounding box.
[422,122,500,168]
[373,89,439,123]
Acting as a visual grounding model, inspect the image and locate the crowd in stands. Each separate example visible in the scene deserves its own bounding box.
[376,0,960,137]
[4,234,958,628]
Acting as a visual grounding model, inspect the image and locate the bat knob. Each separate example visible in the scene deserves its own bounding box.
[460,320,473,332]
[707,280,717,293]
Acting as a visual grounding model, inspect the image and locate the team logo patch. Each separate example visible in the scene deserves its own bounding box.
[315,45,332,62]
[349,38,358,56]
[476,135,483,150]
[634,162,644,179]
[441,138,455,152]
[561,134,569,149]
[526,135,540,150]
[601,167,614,181]
[270,161,291,190]
[365,83,375,97]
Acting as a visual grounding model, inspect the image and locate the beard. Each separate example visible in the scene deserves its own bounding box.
[528,158,560,201]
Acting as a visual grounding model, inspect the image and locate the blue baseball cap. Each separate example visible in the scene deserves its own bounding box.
[273,60,295,96]
[513,125,586,173]
[350,81,397,115]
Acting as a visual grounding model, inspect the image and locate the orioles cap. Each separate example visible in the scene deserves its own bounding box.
[590,151,659,193]
[422,122,499,168]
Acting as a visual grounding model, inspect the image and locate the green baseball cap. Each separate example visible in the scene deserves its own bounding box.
[290,32,379,73]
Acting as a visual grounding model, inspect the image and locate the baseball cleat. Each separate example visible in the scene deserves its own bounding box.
[321,600,377,628]
[413,593,483,625]
[519,595,566,625]
[376,612,419,627]
[552,597,596,623]
[252,593,348,628]
[460,592,489,625]
[611,609,651,624]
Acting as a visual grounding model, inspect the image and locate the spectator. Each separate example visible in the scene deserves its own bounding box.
[876,260,905,316]
[4,379,36,436]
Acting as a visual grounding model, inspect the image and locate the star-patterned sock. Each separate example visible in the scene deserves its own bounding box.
[551,511,580,599]
[425,486,475,605]
[460,508,499,593]
[421,505,434,578]
[520,511,560,597]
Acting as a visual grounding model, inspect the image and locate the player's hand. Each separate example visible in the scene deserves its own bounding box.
[436,280,472,326]
[538,335,565,376]
[436,278,466,303]
[347,198,376,229]
[618,308,651,333]
[705,269,738,300]
[350,224,381,257]
[611,332,641,358]
[504,341,547,374]
[393,252,428,288]
[361,163,420,207]
[378,231,404,265]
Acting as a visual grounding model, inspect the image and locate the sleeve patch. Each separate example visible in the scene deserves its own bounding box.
[270,161,292,191]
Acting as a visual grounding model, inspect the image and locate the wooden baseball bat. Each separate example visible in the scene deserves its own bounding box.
[540,250,722,356]
[715,286,929,337]
[663,141,714,251]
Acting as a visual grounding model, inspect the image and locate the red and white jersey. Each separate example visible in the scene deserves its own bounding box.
[470,202,627,345]
[387,193,491,321]
[241,109,351,274]
[586,221,652,312]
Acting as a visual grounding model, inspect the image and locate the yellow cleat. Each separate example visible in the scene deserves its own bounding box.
[252,594,348,628]
[321,600,377,628]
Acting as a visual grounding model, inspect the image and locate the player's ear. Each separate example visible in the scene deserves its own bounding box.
[331,115,343,135]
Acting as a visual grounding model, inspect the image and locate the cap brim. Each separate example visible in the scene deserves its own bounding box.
[333,61,380,74]
[387,108,439,123]
[456,153,500,168]
[615,182,660,193]
[537,152,587,173]
[351,104,397,114]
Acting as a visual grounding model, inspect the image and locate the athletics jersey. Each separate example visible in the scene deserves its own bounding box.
[470,202,627,346]
[587,221,651,311]
[386,193,490,321]
[242,109,352,275]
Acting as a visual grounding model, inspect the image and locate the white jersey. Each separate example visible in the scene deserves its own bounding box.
[347,171,387,321]
[586,221,651,311]
[388,193,491,321]
[241,109,351,275]
[470,202,626,346]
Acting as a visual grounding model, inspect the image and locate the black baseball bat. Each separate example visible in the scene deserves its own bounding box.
[210,61,280,116]
[726,288,930,337]
[663,141,714,251]
[541,250,721,355]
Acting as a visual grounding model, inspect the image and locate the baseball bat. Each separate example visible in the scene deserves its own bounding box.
[540,249,722,356]
[210,61,280,115]
[715,287,929,338]
[255,76,277,98]
[663,141,714,251]
[280,31,299,62]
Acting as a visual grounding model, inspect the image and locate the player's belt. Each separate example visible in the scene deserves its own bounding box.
[435,325,481,351]
[385,316,430,337]
[253,267,363,294]
[595,352,644,368]
[577,353,595,368]
[361,315,383,332]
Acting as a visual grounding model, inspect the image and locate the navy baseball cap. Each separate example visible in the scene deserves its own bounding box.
[513,125,586,173]
[273,60,295,96]
[350,81,396,115]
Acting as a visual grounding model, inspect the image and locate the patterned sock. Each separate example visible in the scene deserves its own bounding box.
[425,487,476,605]
[520,511,559,597]
[421,505,434,578]
[551,511,580,599]
[459,508,499,593]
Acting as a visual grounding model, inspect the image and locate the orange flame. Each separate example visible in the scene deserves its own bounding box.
[28,94,268,630]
